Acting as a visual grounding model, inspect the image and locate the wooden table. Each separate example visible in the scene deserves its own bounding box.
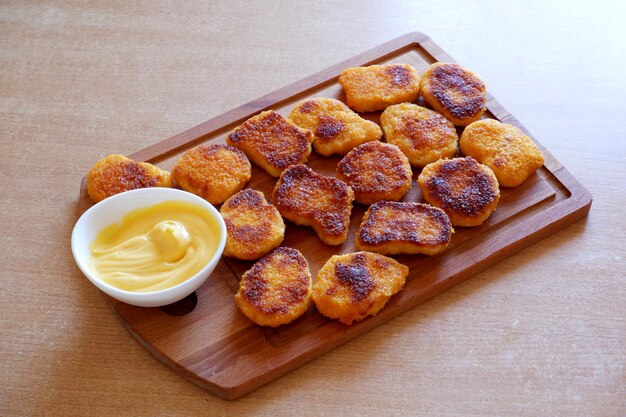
[1,1,624,415]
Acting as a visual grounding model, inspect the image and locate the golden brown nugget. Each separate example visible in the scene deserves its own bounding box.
[420,62,487,126]
[87,154,173,203]
[337,141,412,205]
[220,189,285,260]
[355,201,453,255]
[380,103,458,167]
[171,144,251,205]
[312,252,408,325]
[235,247,312,327]
[226,110,313,177]
[418,157,500,227]
[272,164,354,245]
[460,119,545,187]
[288,97,382,156]
[338,64,421,112]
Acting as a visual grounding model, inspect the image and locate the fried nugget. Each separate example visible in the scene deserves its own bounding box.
[272,164,354,245]
[338,64,421,112]
[87,154,173,203]
[288,97,382,156]
[460,119,544,187]
[220,189,285,260]
[355,201,453,255]
[171,144,251,205]
[418,157,500,227]
[337,141,412,205]
[235,247,312,327]
[420,62,487,126]
[380,103,458,167]
[312,252,408,325]
[226,110,313,177]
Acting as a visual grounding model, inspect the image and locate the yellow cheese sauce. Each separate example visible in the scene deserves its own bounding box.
[89,201,221,292]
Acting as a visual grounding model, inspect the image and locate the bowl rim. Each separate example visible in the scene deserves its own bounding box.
[71,188,226,303]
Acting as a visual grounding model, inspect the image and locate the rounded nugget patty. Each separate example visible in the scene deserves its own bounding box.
[87,154,173,203]
[221,189,285,260]
[381,103,458,167]
[235,247,312,327]
[288,97,382,156]
[171,144,251,205]
[312,252,408,325]
[418,157,500,227]
[338,64,421,112]
[337,141,412,205]
[420,62,487,126]
[460,119,544,187]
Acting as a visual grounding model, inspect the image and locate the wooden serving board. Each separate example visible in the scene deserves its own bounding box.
[77,32,592,400]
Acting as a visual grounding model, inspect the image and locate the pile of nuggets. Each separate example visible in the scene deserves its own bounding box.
[87,62,544,327]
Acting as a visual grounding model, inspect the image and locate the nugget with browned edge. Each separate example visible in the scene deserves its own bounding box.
[220,189,285,260]
[171,144,251,205]
[418,157,500,227]
[235,247,312,327]
[460,119,544,187]
[356,201,453,255]
[312,252,408,325]
[272,164,354,245]
[338,64,421,112]
[226,110,313,177]
[420,62,487,126]
[288,97,382,156]
[87,154,173,203]
[337,141,412,204]
[381,103,458,167]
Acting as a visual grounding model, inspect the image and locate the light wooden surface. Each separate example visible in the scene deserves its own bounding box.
[1,0,624,415]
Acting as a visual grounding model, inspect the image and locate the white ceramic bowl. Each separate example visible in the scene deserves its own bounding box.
[71,188,226,307]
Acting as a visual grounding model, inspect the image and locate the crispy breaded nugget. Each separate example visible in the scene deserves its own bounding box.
[272,164,354,245]
[288,98,382,156]
[420,62,487,126]
[380,103,458,167]
[460,119,545,187]
[226,110,313,177]
[87,154,173,203]
[338,64,421,112]
[171,144,251,205]
[235,247,312,327]
[418,157,500,227]
[337,141,412,204]
[355,201,453,255]
[312,252,408,325]
[220,189,285,260]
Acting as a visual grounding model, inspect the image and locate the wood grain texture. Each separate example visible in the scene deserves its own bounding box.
[1,0,625,415]
[74,33,591,400]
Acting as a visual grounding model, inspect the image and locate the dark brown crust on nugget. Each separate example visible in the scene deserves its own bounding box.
[272,164,354,245]
[418,157,500,226]
[312,251,408,325]
[337,141,412,204]
[235,247,312,327]
[239,247,309,313]
[333,252,375,302]
[226,111,313,177]
[221,188,285,260]
[315,116,346,141]
[421,63,487,126]
[87,154,172,203]
[356,201,452,255]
